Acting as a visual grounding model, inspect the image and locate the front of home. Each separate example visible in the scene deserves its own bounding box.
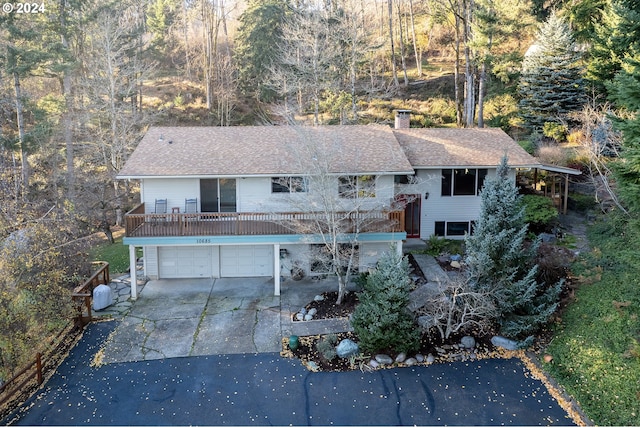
[118,112,579,298]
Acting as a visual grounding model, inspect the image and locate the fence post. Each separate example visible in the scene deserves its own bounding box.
[36,353,42,385]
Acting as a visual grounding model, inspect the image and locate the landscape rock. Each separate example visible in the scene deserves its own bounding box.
[491,335,519,351]
[426,354,435,364]
[450,260,461,269]
[369,359,379,369]
[295,313,304,321]
[405,357,417,366]
[307,308,317,316]
[375,354,394,365]
[313,295,325,302]
[450,254,462,262]
[415,354,425,363]
[304,314,313,321]
[336,339,359,358]
[461,336,476,349]
[395,353,406,363]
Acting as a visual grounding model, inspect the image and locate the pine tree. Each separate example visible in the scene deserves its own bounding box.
[234,0,292,102]
[518,12,585,132]
[351,247,420,354]
[608,56,640,213]
[464,156,562,342]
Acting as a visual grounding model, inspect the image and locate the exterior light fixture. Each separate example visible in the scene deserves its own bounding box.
[425,192,430,200]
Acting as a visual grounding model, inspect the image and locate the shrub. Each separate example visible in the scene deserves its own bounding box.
[522,194,559,233]
[543,122,568,142]
[351,248,420,354]
[536,243,574,285]
[316,334,338,360]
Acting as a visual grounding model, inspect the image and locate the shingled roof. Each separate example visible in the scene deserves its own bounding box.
[393,128,538,168]
[117,125,414,178]
[118,125,540,179]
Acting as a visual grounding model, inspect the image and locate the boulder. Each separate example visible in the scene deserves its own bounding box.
[336,339,359,358]
[460,336,476,349]
[491,335,519,351]
[375,354,394,365]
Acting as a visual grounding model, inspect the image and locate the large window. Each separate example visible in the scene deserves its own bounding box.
[272,176,308,193]
[338,175,376,198]
[441,168,488,196]
[434,221,476,237]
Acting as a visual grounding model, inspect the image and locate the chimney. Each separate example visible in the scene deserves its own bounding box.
[394,109,411,129]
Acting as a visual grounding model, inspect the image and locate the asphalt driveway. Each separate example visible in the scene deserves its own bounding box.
[4,321,579,426]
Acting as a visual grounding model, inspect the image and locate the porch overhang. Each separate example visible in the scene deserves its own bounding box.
[123,232,407,246]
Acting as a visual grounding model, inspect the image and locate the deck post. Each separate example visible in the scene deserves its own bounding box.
[273,243,281,296]
[396,240,403,257]
[129,245,138,300]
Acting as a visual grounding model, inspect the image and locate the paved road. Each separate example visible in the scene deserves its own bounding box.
[4,322,576,426]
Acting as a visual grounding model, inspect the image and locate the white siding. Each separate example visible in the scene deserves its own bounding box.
[142,178,200,213]
[144,246,159,279]
[414,168,504,239]
[141,175,397,214]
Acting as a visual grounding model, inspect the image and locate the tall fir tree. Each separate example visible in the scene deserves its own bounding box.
[464,156,562,342]
[517,12,585,132]
[608,56,640,213]
[234,0,292,102]
[351,247,420,354]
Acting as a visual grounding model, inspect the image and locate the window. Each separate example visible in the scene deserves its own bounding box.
[434,221,472,237]
[272,176,307,193]
[441,168,488,196]
[339,175,376,198]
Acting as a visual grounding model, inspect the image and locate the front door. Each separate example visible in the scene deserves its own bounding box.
[200,179,237,212]
[401,195,421,238]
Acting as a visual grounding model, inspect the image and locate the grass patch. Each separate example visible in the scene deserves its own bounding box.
[90,237,139,275]
[544,213,640,425]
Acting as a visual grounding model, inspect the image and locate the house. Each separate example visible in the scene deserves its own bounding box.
[118,111,580,299]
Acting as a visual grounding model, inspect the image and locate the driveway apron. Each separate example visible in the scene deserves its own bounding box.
[100,278,283,363]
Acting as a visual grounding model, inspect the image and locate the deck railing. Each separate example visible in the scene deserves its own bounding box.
[124,203,405,238]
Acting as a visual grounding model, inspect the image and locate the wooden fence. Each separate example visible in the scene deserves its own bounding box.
[0,261,110,421]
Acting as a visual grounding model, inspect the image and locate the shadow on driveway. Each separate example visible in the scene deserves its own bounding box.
[4,322,578,426]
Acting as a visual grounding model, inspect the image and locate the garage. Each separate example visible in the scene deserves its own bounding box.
[220,245,273,277]
[158,246,214,278]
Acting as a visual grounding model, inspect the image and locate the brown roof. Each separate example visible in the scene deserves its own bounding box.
[393,128,538,168]
[118,125,414,178]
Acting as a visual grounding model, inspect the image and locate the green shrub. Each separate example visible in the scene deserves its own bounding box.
[543,122,568,142]
[568,192,597,212]
[316,334,338,360]
[351,248,420,354]
[522,194,559,233]
[518,138,537,155]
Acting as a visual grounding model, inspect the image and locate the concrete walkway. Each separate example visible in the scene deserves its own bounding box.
[97,276,354,364]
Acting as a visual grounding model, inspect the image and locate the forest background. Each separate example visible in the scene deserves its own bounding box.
[1,0,640,424]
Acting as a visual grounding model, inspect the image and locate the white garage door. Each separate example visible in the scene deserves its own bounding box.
[220,245,273,277]
[158,246,213,278]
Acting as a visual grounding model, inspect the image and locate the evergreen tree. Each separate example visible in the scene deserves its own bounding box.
[351,247,420,354]
[586,0,640,95]
[464,156,562,342]
[517,12,585,132]
[234,0,292,102]
[608,56,640,213]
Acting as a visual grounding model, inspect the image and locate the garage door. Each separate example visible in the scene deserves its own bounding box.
[158,246,213,278]
[220,245,273,277]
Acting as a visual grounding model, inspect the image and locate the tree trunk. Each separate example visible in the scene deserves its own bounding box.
[387,0,399,87]
[463,0,475,127]
[477,60,487,128]
[397,0,409,86]
[408,0,422,77]
[452,8,463,127]
[13,71,29,196]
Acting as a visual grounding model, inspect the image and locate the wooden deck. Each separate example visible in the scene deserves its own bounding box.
[124,204,405,238]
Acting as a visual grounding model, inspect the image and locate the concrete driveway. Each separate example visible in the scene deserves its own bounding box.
[100,277,353,363]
